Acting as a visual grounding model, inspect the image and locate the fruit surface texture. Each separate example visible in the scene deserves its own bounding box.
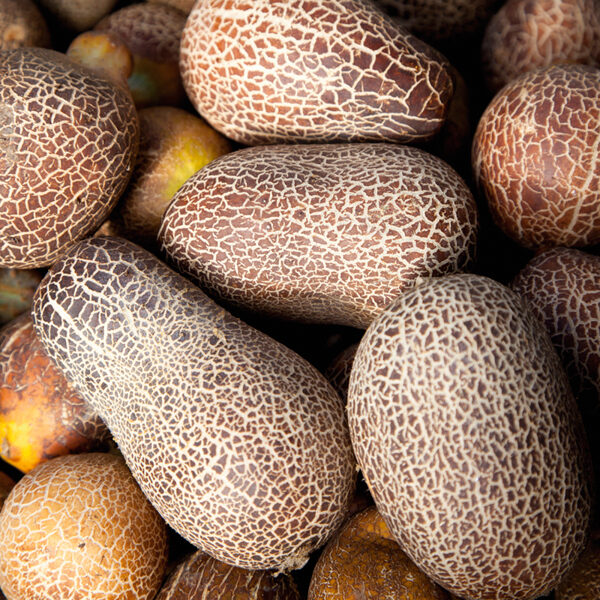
[159,143,478,328]
[0,452,168,600]
[0,48,138,269]
[179,0,454,144]
[472,63,600,249]
[347,273,592,600]
[32,236,356,571]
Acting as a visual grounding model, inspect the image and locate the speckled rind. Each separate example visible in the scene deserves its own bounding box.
[159,143,478,329]
[481,0,600,94]
[347,273,593,600]
[0,48,139,269]
[179,0,454,145]
[472,63,600,249]
[31,236,356,571]
[0,452,168,600]
[511,247,600,404]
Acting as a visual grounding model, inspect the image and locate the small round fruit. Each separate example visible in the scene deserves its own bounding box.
[0,313,111,473]
[0,0,50,50]
[0,453,168,600]
[95,2,187,108]
[472,64,600,249]
[0,47,139,269]
[347,273,593,600]
[107,106,232,250]
[481,0,600,93]
[155,550,300,599]
[308,506,452,600]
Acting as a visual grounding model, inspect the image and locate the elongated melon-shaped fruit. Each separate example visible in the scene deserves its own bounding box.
[179,0,454,144]
[159,143,478,329]
[31,236,356,572]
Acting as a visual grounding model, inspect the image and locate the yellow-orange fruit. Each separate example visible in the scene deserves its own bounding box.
[0,452,168,600]
[0,313,111,473]
[0,0,50,50]
[308,506,452,599]
[108,106,233,250]
[156,549,300,599]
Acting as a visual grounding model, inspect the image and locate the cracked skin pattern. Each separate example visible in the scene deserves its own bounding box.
[179,0,454,145]
[159,143,478,329]
[0,452,168,600]
[347,273,593,600]
[308,506,453,600]
[511,247,600,405]
[0,48,139,269]
[155,549,300,599]
[481,0,600,94]
[31,236,357,572]
[472,64,600,249]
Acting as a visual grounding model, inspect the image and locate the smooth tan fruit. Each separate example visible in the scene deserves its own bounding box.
[308,506,453,600]
[347,273,593,600]
[155,549,300,599]
[0,47,139,269]
[32,236,356,572]
[472,64,600,249]
[95,2,187,108]
[0,452,168,600]
[107,105,233,250]
[0,313,111,473]
[481,0,600,93]
[179,0,454,144]
[0,0,50,50]
[159,143,478,329]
